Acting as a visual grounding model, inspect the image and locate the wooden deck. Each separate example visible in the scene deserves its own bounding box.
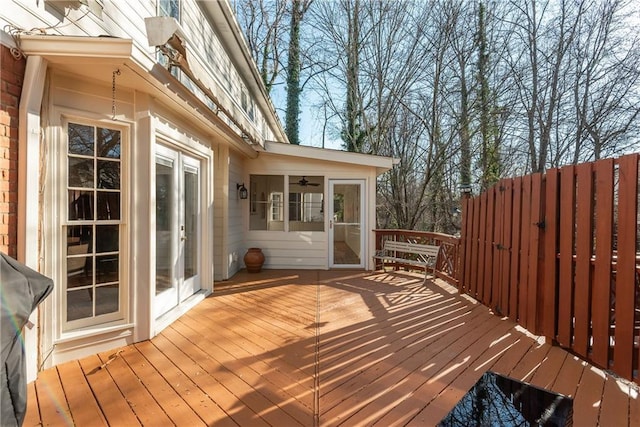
[25,270,639,426]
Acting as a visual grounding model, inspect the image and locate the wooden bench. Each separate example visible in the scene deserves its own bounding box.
[373,240,440,283]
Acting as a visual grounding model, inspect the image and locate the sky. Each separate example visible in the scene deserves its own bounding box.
[269,84,344,150]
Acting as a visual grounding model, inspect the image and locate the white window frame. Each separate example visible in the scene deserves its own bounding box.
[59,117,129,334]
[271,192,283,221]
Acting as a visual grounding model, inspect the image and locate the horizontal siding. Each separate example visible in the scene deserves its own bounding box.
[227,150,245,276]
[246,232,327,270]
[3,0,275,143]
[52,73,135,117]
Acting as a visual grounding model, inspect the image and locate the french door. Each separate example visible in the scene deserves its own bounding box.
[329,180,365,268]
[154,145,202,318]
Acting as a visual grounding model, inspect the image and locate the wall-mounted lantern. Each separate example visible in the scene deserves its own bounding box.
[237,183,248,200]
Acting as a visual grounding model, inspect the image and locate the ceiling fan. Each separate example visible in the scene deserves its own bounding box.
[291,176,320,187]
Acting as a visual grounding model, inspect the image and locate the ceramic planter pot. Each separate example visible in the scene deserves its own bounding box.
[244,247,265,273]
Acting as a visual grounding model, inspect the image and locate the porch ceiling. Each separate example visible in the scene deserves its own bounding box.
[25,271,638,426]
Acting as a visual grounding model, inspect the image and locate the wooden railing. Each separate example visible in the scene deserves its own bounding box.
[373,229,460,287]
[460,153,640,385]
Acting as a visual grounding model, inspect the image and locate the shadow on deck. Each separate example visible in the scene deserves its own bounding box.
[25,270,639,426]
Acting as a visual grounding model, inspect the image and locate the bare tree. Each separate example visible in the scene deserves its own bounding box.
[285,0,314,145]
[569,0,640,163]
[236,0,640,232]
[234,0,287,93]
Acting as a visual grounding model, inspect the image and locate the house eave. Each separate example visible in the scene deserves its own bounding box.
[17,34,133,59]
[17,34,259,159]
[264,141,398,175]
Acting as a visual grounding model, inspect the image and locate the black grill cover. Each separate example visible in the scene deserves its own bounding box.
[1,253,53,427]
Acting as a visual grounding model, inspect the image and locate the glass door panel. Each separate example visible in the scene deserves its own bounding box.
[181,158,200,300]
[155,150,178,317]
[329,180,365,268]
[154,146,202,318]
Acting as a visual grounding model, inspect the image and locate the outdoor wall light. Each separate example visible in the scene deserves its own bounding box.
[237,183,248,200]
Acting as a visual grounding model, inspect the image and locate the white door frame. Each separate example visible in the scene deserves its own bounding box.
[328,179,366,268]
[154,144,203,319]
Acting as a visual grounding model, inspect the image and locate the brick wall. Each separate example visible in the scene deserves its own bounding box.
[1,44,25,259]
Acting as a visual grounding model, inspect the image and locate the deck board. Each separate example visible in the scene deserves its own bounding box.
[56,361,108,427]
[35,365,73,426]
[77,354,141,426]
[25,270,638,426]
[118,344,206,426]
[572,365,607,425]
[23,381,40,426]
[97,348,174,426]
[599,376,631,427]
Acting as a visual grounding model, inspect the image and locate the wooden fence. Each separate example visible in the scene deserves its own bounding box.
[373,229,460,287]
[460,153,640,384]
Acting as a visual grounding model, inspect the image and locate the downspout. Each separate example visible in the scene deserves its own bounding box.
[18,55,48,383]
[18,55,47,268]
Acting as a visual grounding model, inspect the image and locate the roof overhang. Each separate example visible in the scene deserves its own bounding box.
[16,34,259,158]
[264,141,399,175]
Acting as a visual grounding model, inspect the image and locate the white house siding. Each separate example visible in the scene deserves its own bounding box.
[2,0,277,145]
[226,150,246,278]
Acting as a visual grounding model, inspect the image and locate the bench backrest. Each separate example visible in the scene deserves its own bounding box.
[382,240,439,258]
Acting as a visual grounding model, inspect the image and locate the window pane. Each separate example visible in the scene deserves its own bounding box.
[96,225,119,253]
[95,284,119,316]
[68,190,94,220]
[184,166,198,280]
[67,225,93,251]
[67,289,93,321]
[65,122,123,327]
[97,128,121,158]
[68,123,94,155]
[289,176,324,231]
[68,157,94,188]
[249,175,284,231]
[96,254,118,284]
[159,0,180,19]
[96,192,120,220]
[97,160,120,189]
[67,254,91,288]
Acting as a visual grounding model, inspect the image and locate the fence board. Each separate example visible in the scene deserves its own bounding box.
[527,173,543,333]
[542,168,559,339]
[574,163,594,356]
[470,196,481,297]
[484,187,496,305]
[491,185,502,312]
[557,165,576,348]
[459,197,470,292]
[592,159,614,368]
[509,177,523,321]
[499,179,513,316]
[519,175,532,326]
[477,194,488,302]
[613,154,638,380]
